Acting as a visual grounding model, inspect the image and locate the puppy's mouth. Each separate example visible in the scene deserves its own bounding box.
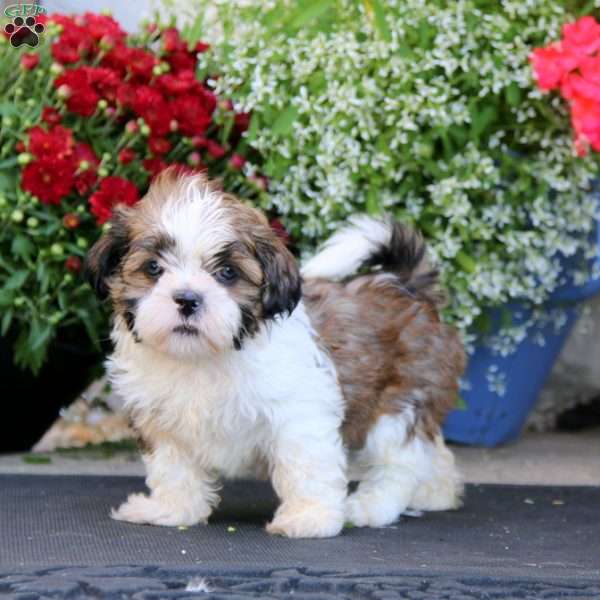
[173,324,199,337]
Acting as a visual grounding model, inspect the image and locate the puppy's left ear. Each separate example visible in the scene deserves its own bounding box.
[256,236,301,319]
[84,207,131,300]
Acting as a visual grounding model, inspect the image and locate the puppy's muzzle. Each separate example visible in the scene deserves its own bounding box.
[173,290,203,318]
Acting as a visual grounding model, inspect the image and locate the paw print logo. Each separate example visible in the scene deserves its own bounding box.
[4,16,45,48]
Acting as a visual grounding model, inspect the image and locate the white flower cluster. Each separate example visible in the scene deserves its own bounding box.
[203,0,600,350]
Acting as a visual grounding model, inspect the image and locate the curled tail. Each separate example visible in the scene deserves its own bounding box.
[302,215,444,306]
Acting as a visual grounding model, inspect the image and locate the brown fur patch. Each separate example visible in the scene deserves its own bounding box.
[304,275,466,449]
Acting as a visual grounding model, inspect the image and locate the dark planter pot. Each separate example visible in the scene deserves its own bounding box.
[0,327,103,453]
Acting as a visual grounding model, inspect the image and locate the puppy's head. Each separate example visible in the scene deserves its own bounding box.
[86,168,301,358]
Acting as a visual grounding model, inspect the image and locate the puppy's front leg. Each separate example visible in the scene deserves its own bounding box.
[267,422,347,538]
[111,439,219,527]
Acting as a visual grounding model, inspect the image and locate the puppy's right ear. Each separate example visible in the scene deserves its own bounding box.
[85,207,131,300]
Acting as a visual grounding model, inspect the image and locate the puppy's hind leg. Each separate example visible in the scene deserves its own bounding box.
[346,412,460,528]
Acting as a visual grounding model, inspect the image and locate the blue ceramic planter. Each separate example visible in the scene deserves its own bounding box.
[443,213,600,447]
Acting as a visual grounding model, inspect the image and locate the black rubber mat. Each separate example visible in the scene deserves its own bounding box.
[1,476,599,598]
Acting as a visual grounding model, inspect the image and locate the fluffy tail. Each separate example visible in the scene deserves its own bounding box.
[302,215,444,306]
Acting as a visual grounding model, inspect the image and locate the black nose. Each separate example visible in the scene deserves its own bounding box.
[173,291,203,317]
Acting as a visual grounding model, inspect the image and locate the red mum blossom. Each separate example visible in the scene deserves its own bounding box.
[83,12,127,42]
[28,125,74,160]
[20,53,39,70]
[170,92,215,136]
[162,28,187,53]
[166,50,197,73]
[194,41,210,53]
[133,86,172,136]
[21,157,75,205]
[149,137,172,155]
[65,256,83,273]
[229,153,246,170]
[118,148,136,164]
[52,25,94,64]
[100,43,130,76]
[63,213,81,229]
[116,82,136,109]
[73,142,100,195]
[15,141,25,153]
[85,66,122,102]
[157,70,202,96]
[41,106,62,125]
[142,157,168,179]
[234,111,251,132]
[126,48,157,82]
[54,68,99,116]
[89,176,140,224]
[206,140,226,159]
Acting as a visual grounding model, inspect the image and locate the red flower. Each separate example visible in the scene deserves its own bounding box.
[20,53,39,70]
[54,68,99,116]
[100,43,130,76]
[206,140,226,159]
[52,25,94,64]
[65,256,83,273]
[162,28,187,53]
[89,176,140,224]
[126,48,157,82]
[194,41,210,53]
[63,213,81,229]
[85,66,121,102]
[170,92,215,136]
[116,82,136,108]
[118,148,136,164]
[234,111,251,132]
[73,142,99,195]
[562,16,600,56]
[28,125,74,159]
[149,137,172,155]
[142,157,168,178]
[15,141,25,153]
[83,12,126,43]
[229,154,246,170]
[21,157,75,205]
[41,106,62,125]
[530,44,578,91]
[133,86,172,136]
[166,50,196,73]
[157,70,202,96]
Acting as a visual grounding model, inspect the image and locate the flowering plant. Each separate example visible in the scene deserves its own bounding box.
[530,16,600,155]
[203,0,600,353]
[0,11,261,372]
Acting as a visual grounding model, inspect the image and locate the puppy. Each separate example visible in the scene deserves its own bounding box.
[86,167,466,538]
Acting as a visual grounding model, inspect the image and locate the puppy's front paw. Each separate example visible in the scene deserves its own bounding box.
[345,491,403,528]
[267,500,344,538]
[110,493,210,527]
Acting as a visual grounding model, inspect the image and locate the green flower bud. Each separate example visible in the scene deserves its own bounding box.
[140,124,151,136]
[13,297,25,307]
[102,222,112,233]
[3,116,13,127]
[26,217,39,228]
[48,312,63,325]
[152,65,162,76]
[11,209,24,223]
[30,196,39,205]
[26,98,36,107]
[98,167,109,177]
[50,243,64,256]
[102,152,111,162]
[100,7,112,15]
[78,160,90,172]
[76,205,86,214]
[0,195,7,207]
[49,62,64,75]
[76,237,88,249]
[63,273,74,284]
[97,99,108,110]
[17,153,33,166]
[14,86,23,97]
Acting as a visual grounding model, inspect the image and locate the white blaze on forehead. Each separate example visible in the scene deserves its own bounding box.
[159,178,236,262]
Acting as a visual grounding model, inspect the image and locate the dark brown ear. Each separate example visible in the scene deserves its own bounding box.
[256,235,301,319]
[84,208,131,300]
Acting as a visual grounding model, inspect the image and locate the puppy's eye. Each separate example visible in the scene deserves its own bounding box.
[145,260,163,278]
[215,265,238,284]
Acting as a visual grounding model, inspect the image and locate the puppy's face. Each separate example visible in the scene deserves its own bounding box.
[86,169,301,359]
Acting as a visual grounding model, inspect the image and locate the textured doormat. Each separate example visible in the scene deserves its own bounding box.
[1,475,599,598]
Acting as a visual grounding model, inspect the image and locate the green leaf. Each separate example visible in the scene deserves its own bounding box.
[288,0,335,30]
[366,187,380,215]
[471,105,497,138]
[505,83,521,107]
[11,235,35,262]
[29,318,53,351]
[370,0,391,42]
[0,157,18,170]
[455,250,476,273]
[1,308,13,336]
[271,105,299,136]
[3,270,28,291]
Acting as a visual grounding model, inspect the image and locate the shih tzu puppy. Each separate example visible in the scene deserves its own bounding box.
[86,167,466,538]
